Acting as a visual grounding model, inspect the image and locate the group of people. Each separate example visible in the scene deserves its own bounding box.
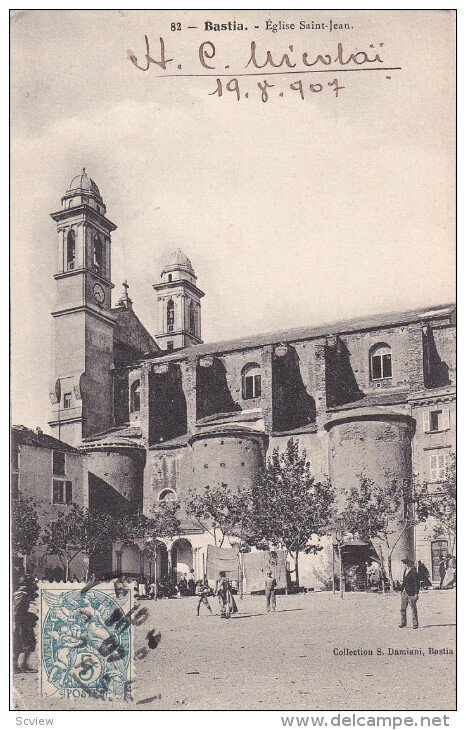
[416,556,456,590]
[195,570,277,618]
[194,572,238,618]
[132,568,199,600]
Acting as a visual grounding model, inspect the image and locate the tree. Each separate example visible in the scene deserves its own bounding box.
[11,495,41,557]
[121,501,181,550]
[42,505,120,581]
[186,482,252,547]
[250,438,335,588]
[415,454,456,553]
[342,475,413,590]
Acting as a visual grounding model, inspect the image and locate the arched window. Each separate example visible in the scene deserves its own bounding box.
[130,379,141,412]
[158,488,177,502]
[242,363,262,399]
[168,274,172,282]
[66,230,76,270]
[167,299,175,332]
[370,344,392,381]
[93,234,103,275]
[189,302,196,336]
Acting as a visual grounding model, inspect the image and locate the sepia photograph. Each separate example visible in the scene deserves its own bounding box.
[9,8,456,717]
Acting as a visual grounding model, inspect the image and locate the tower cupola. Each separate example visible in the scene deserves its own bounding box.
[61,167,106,216]
[153,249,204,352]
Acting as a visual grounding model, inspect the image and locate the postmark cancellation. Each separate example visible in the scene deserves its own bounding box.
[38,583,133,700]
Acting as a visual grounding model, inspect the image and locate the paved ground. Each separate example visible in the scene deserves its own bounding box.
[13,588,456,711]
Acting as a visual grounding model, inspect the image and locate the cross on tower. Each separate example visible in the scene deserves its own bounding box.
[118,279,132,308]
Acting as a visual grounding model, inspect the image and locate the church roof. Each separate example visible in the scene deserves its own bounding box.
[67,168,101,196]
[142,302,455,363]
[112,304,159,361]
[162,248,194,275]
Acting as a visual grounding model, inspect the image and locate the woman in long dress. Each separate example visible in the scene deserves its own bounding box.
[443,555,456,588]
[216,571,238,618]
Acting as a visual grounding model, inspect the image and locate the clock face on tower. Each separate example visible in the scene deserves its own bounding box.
[93,283,105,304]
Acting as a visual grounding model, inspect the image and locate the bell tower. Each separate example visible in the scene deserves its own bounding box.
[153,249,204,352]
[49,169,117,446]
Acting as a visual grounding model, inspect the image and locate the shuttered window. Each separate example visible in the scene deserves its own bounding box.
[52,451,66,475]
[429,454,446,482]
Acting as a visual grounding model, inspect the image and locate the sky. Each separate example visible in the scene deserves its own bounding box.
[10,9,455,431]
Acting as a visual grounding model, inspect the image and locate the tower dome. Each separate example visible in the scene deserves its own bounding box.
[162,248,195,277]
[67,168,101,196]
[154,247,204,351]
[61,168,105,214]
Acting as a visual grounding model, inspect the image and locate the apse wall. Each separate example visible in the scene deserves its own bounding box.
[189,427,269,493]
[325,408,415,577]
[84,445,145,508]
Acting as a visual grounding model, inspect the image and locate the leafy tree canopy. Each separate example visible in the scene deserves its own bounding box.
[11,495,40,557]
[186,482,253,547]
[42,504,120,580]
[250,439,335,585]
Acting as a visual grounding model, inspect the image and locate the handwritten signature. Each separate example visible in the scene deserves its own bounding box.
[127,36,387,76]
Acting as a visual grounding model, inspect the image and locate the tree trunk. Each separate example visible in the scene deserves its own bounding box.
[294,551,300,590]
[65,559,70,583]
[378,546,385,594]
[387,553,394,592]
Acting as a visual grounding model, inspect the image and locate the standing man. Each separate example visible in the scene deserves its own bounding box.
[265,570,277,612]
[399,558,420,629]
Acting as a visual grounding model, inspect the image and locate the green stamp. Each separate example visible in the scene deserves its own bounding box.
[38,583,133,700]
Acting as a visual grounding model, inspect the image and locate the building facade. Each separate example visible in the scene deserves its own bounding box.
[19,171,456,586]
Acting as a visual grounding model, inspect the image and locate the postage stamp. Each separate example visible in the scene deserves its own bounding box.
[38,583,133,700]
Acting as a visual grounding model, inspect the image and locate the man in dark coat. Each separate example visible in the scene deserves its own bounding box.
[399,557,420,629]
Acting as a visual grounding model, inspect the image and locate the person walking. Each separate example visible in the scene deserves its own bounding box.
[265,570,277,612]
[399,558,420,629]
[195,579,213,616]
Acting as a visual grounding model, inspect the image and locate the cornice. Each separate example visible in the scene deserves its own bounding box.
[50,204,117,232]
[152,280,205,299]
[51,304,116,326]
[53,268,114,288]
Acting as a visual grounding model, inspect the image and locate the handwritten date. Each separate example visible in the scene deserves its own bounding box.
[209,77,345,102]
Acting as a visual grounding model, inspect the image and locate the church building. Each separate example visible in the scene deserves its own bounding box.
[37,170,456,586]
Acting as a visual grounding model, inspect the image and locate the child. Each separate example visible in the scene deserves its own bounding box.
[195,579,213,616]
